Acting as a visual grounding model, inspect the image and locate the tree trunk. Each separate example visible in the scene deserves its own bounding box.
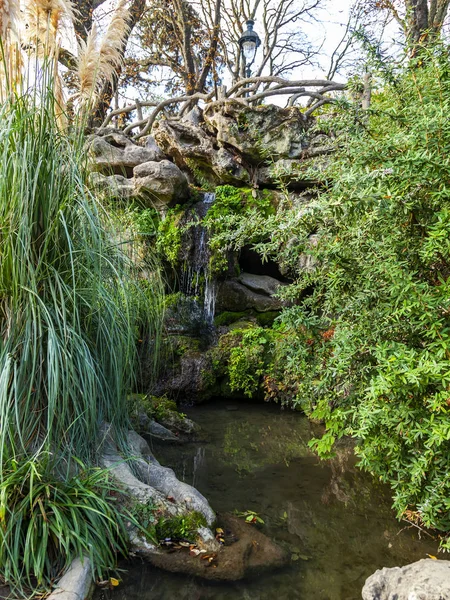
[405,0,429,44]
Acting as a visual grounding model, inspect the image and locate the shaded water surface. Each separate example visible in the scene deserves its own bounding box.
[97,401,439,600]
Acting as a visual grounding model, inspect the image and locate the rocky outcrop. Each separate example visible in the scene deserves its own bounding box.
[204,101,311,163]
[102,427,288,582]
[89,130,164,175]
[88,130,189,209]
[133,160,189,209]
[153,118,250,186]
[237,272,286,297]
[149,349,216,403]
[362,559,450,600]
[216,278,285,313]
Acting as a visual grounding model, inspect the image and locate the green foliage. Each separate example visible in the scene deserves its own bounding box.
[127,499,158,544]
[155,511,207,541]
[108,202,159,238]
[128,393,181,423]
[0,74,164,593]
[156,207,183,267]
[214,311,251,327]
[234,509,265,525]
[203,186,276,275]
[204,46,450,544]
[0,89,163,467]
[0,457,129,597]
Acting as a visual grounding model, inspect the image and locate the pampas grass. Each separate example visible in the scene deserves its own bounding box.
[77,0,130,109]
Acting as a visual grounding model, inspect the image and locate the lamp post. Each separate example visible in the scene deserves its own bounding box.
[238,19,261,80]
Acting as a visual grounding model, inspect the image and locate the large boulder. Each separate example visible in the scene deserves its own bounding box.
[203,101,311,164]
[89,131,165,175]
[237,272,286,296]
[216,279,285,313]
[153,119,215,171]
[153,118,250,186]
[133,160,190,209]
[362,559,450,600]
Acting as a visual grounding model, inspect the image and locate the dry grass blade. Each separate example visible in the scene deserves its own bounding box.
[77,22,100,101]
[97,0,130,84]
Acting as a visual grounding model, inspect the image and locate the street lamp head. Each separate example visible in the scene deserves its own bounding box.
[238,19,261,67]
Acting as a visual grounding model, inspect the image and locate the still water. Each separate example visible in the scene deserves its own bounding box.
[96,401,439,600]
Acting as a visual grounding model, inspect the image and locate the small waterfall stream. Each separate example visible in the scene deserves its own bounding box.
[179,192,217,331]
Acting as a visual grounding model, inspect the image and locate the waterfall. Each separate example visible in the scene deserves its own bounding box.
[203,192,216,204]
[179,192,217,331]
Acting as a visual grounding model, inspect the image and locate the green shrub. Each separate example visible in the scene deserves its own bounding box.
[0,458,129,596]
[200,46,450,545]
[156,207,183,267]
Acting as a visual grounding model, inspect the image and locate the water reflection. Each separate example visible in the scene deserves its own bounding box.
[95,401,439,600]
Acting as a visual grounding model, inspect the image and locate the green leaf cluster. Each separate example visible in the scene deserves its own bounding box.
[205,47,450,545]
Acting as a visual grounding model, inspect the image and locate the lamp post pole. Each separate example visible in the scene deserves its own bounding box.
[238,19,261,97]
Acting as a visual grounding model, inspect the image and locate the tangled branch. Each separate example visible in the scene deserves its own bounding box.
[98,76,347,137]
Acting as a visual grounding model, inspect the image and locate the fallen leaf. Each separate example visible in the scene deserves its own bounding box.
[427,554,438,560]
[110,578,120,587]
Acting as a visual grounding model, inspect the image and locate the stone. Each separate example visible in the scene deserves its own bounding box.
[181,106,204,127]
[133,160,190,208]
[362,559,450,600]
[203,101,311,164]
[89,131,164,175]
[211,147,250,184]
[90,172,134,200]
[126,431,216,525]
[149,350,216,404]
[216,280,285,313]
[47,558,93,600]
[237,272,285,297]
[157,410,200,436]
[146,419,179,442]
[139,513,289,581]
[153,118,250,186]
[153,119,215,172]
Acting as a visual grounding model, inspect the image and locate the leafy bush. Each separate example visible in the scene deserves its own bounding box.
[0,458,129,596]
[156,207,183,267]
[206,47,450,546]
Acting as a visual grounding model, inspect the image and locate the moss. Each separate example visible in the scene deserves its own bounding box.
[255,311,280,327]
[127,499,158,543]
[170,335,201,356]
[155,511,208,542]
[127,393,182,423]
[214,311,250,327]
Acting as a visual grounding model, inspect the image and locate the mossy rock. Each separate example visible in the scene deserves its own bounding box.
[214,311,251,327]
[255,311,280,327]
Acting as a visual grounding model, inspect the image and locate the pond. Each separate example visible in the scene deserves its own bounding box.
[95,401,439,600]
